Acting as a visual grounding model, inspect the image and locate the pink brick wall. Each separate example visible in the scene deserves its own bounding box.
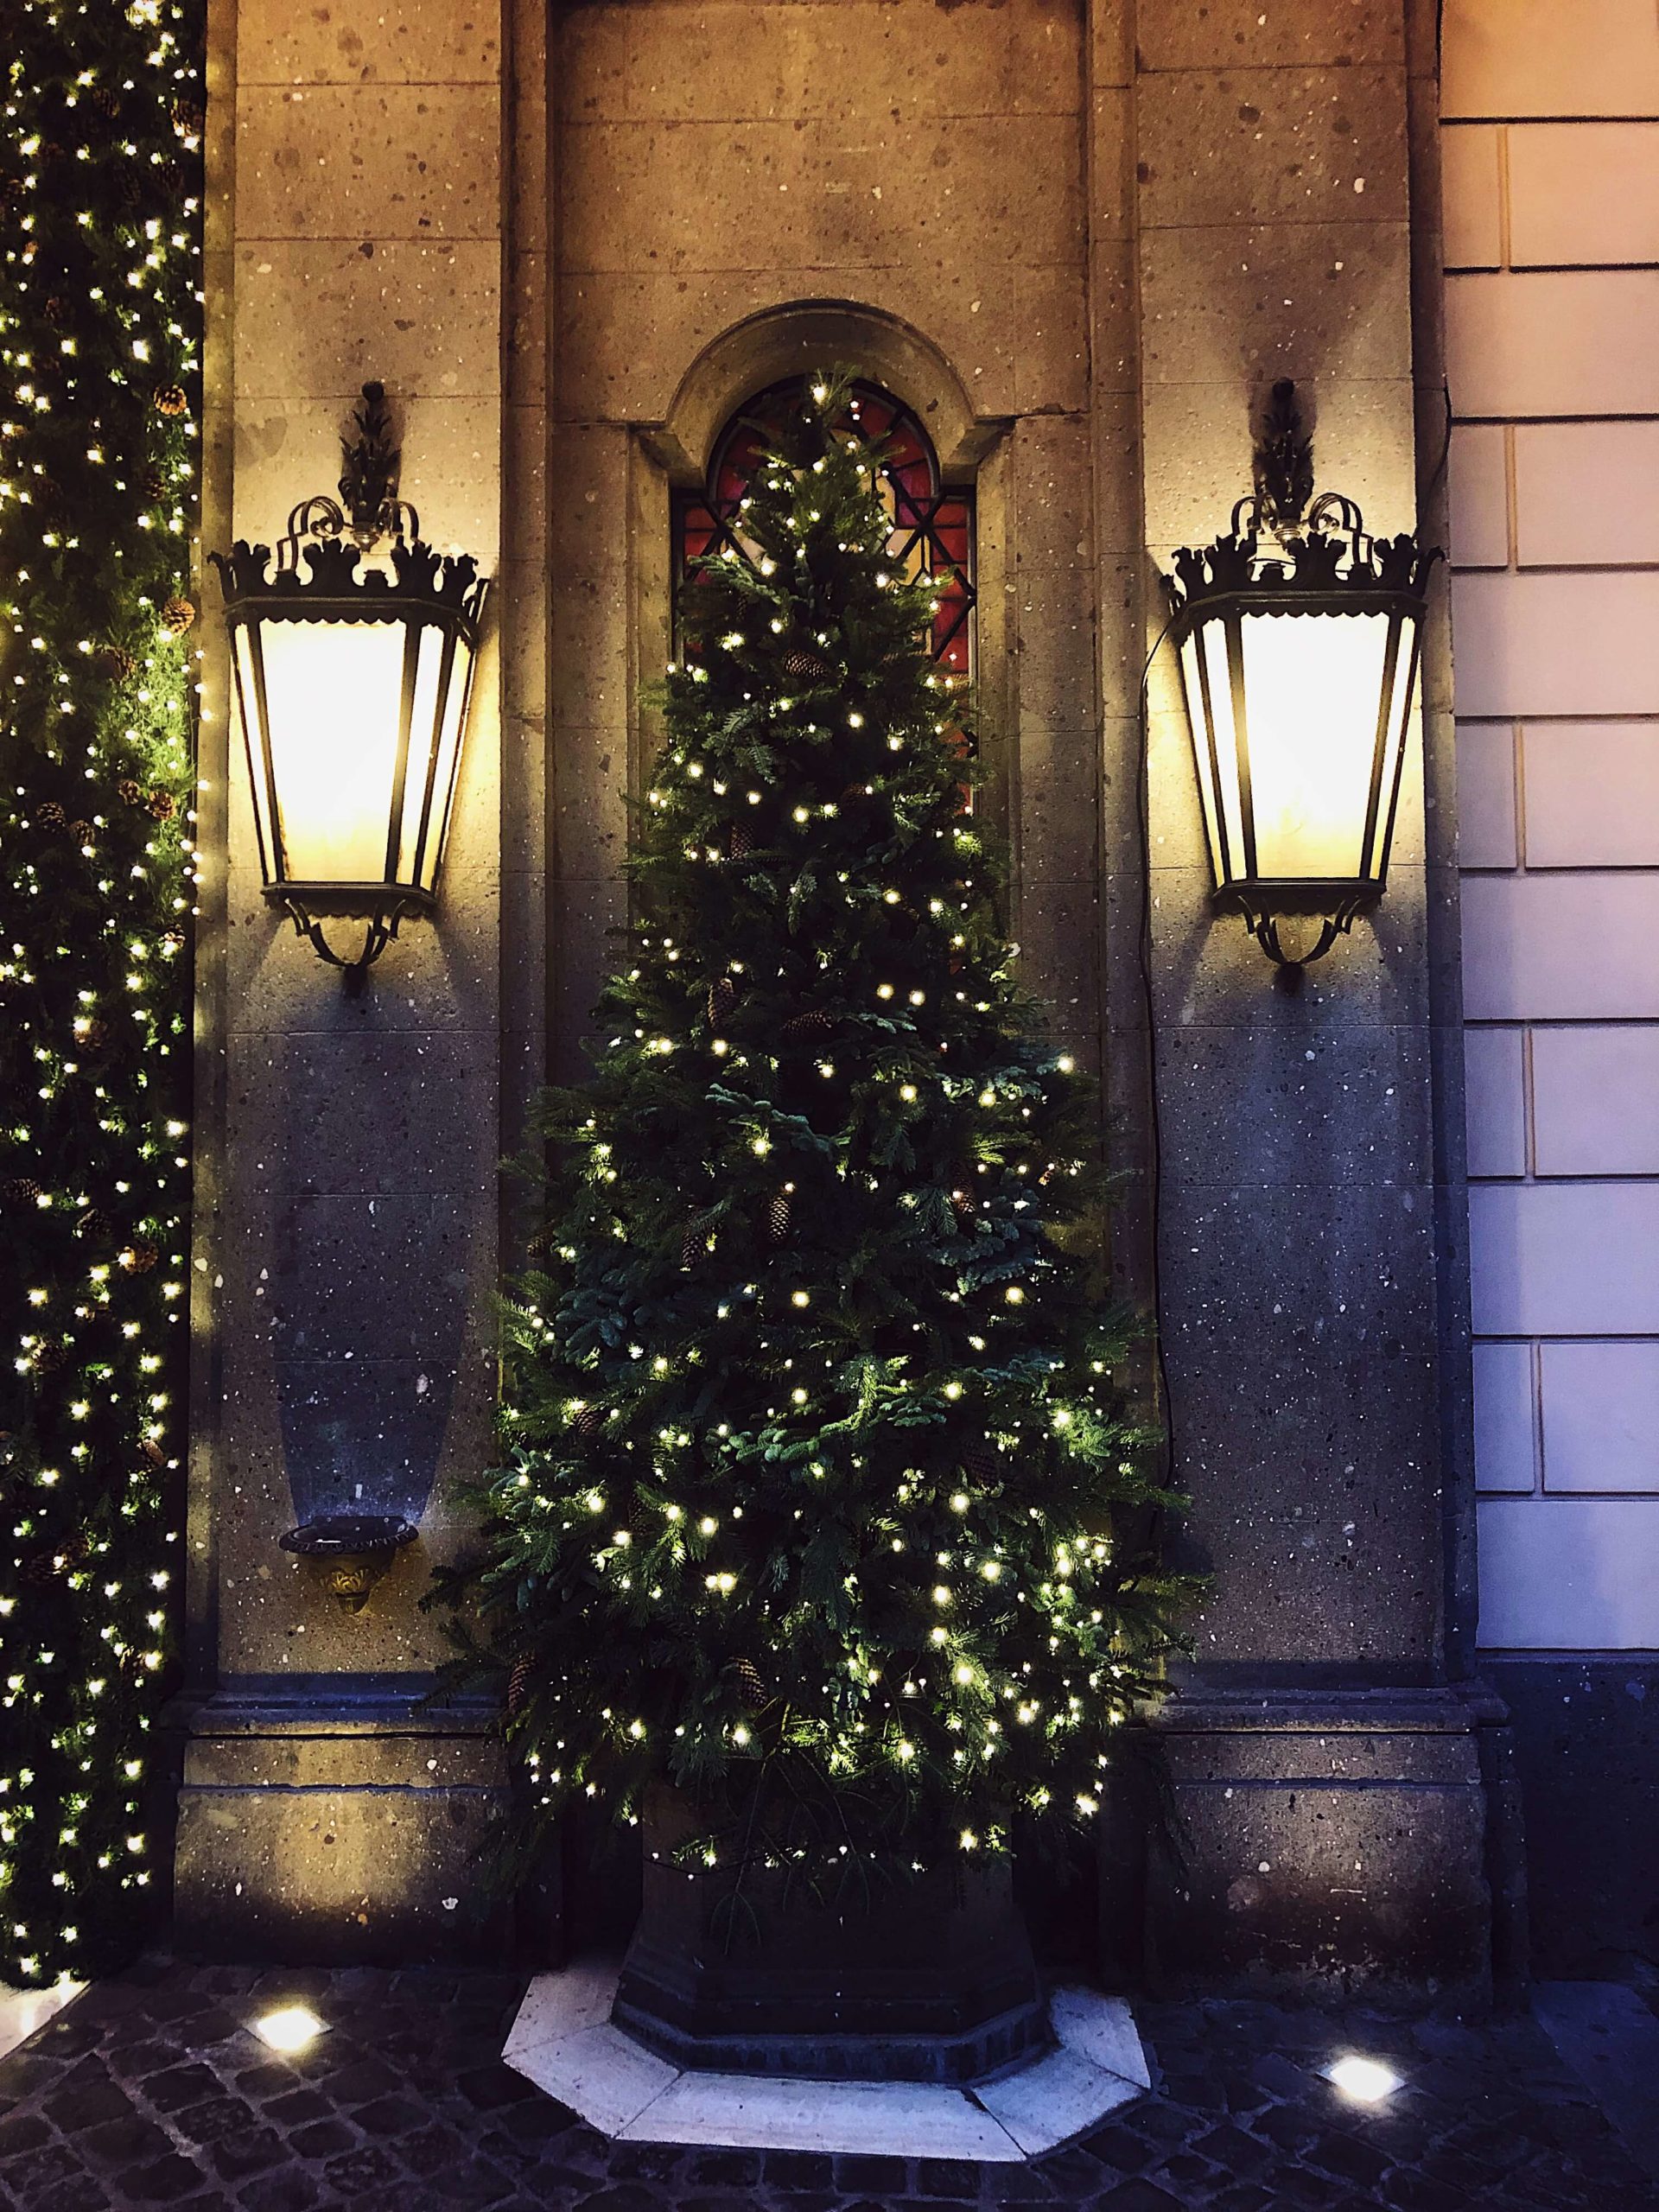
[1446,0,1659,1649]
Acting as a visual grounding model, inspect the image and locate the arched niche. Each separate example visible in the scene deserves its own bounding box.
[647,300,1007,488]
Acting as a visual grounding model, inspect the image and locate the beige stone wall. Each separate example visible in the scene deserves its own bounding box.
[198,0,514,1680]
[1444,0,1659,1649]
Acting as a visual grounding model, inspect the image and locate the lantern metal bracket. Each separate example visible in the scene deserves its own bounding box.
[282,380,421,563]
[1217,882,1378,976]
[273,892,427,976]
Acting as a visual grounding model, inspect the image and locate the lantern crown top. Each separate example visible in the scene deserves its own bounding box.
[209,531,488,631]
[1167,379,1440,625]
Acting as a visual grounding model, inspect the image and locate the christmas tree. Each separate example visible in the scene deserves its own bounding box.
[443,373,1186,1889]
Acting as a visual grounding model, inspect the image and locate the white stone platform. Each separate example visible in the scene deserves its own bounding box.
[502,1957,1149,2160]
[0,1980,81,2066]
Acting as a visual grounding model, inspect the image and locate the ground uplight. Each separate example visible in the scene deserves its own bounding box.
[1325,2054,1402,2104]
[254,2003,327,2055]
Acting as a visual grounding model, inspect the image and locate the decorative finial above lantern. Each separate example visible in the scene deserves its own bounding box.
[1166,380,1440,970]
[211,381,489,972]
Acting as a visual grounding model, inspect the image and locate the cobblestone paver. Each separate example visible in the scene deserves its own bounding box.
[0,1956,1652,2210]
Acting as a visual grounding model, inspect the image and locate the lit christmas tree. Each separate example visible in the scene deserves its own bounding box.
[444,374,1186,1889]
[0,1,200,1983]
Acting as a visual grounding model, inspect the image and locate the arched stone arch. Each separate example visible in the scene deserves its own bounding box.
[649,300,1007,489]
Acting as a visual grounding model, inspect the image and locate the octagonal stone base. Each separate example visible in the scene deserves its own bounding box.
[502,1958,1149,2160]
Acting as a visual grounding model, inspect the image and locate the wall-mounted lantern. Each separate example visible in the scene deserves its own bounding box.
[211,383,489,972]
[1166,382,1439,969]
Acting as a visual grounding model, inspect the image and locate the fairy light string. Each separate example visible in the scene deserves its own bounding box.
[437,372,1192,1889]
[0,0,200,1985]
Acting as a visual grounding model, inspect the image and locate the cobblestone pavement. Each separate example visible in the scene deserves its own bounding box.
[0,1957,1653,2211]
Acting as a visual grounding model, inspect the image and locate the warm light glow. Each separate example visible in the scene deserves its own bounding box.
[1179,610,1407,886]
[245,620,407,884]
[254,2004,327,2055]
[1325,2054,1401,2104]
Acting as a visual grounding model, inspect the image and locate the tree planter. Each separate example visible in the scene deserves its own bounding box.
[613,1789,1048,2083]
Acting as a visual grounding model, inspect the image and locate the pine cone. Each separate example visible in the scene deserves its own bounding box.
[171,98,206,137]
[962,1444,995,1484]
[35,802,67,830]
[506,1653,535,1715]
[782,647,830,683]
[152,385,189,418]
[94,645,136,681]
[146,790,177,821]
[118,1243,159,1274]
[20,1549,60,1588]
[41,296,71,327]
[67,821,94,848]
[950,1187,976,1226]
[707,976,736,1026]
[572,1404,602,1437]
[681,1223,703,1270]
[778,1007,831,1044]
[733,1657,771,1712]
[162,598,195,636]
[3,1179,43,1206]
[30,1338,67,1374]
[767,1191,791,1244]
[87,87,121,120]
[76,1207,114,1240]
[729,824,754,862]
[118,779,144,806]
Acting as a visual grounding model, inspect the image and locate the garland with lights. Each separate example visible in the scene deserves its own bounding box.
[439,374,1191,1893]
[0,0,200,1986]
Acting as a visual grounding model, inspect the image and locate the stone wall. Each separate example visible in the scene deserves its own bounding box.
[181,0,1503,1992]
[1442,0,1659,1975]
[178,0,525,1962]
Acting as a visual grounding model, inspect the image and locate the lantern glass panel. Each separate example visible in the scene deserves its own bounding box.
[257,616,410,884]
[395,622,446,890]
[1238,609,1392,883]
[1178,620,1242,887]
[420,629,475,897]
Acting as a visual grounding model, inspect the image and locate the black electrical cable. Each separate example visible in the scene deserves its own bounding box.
[1134,613,1178,1485]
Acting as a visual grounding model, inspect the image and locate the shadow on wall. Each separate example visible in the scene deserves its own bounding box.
[256,987,478,1532]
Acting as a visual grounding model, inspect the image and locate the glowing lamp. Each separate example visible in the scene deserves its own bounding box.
[212,383,488,970]
[253,2003,327,2054]
[1325,2053,1402,2104]
[1166,383,1437,969]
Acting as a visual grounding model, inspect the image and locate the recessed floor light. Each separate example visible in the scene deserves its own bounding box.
[253,2003,327,2055]
[1325,2054,1402,2104]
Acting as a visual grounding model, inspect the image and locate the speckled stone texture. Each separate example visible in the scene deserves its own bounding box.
[0,1956,1652,2211]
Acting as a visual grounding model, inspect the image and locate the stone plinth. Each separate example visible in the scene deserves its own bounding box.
[173,1682,511,1964]
[506,1956,1150,2158]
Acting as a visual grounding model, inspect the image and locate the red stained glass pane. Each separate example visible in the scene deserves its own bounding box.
[674,378,976,690]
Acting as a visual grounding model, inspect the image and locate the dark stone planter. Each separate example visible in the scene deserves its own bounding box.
[613,1790,1047,2082]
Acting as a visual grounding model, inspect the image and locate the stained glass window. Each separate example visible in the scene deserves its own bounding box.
[674,378,976,683]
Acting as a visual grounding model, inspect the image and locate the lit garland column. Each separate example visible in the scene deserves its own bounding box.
[0,1,200,1986]
[173,0,514,1960]
[1116,0,1506,1996]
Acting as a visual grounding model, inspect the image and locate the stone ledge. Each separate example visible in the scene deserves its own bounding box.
[503,1957,1149,2160]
